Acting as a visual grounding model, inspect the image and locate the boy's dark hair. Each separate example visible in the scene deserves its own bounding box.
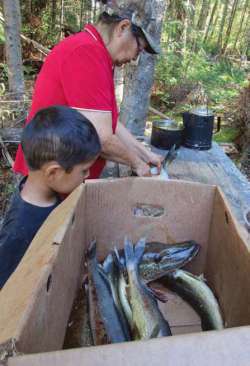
[21,106,101,172]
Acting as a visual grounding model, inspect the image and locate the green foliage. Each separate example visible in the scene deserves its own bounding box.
[0,23,4,44]
[0,63,8,83]
[21,8,59,47]
[155,47,247,107]
[213,127,239,143]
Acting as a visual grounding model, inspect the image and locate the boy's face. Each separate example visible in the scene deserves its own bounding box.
[48,159,96,194]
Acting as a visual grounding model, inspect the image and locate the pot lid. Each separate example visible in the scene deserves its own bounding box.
[154,119,181,130]
[190,105,214,116]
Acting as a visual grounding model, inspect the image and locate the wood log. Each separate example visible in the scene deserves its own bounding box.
[149,106,170,120]
[20,34,50,56]
[0,128,22,142]
[0,14,49,56]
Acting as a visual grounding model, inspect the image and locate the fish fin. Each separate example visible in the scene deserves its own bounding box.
[135,237,146,258]
[102,253,114,274]
[124,237,145,268]
[86,239,97,260]
[124,237,134,267]
[163,144,178,169]
[147,286,169,303]
[198,273,206,282]
[150,323,160,338]
[113,247,124,268]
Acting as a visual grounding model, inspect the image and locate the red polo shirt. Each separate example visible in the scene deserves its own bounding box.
[13,25,118,179]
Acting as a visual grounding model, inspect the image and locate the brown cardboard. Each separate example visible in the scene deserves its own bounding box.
[0,185,85,354]
[0,178,249,365]
[8,327,250,366]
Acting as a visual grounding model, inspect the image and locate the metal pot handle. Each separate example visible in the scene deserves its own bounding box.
[213,116,221,134]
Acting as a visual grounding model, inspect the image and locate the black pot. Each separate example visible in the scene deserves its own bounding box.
[150,120,183,150]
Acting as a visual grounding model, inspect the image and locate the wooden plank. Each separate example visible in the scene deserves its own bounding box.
[151,142,250,227]
[0,127,22,143]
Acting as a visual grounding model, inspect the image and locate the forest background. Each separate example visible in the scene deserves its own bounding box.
[0,0,249,217]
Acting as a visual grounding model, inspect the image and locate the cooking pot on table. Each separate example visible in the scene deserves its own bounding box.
[150,119,184,150]
[182,106,221,150]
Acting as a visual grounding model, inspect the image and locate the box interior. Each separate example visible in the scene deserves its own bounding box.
[0,178,249,364]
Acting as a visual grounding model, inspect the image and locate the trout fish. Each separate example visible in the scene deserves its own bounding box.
[163,269,224,331]
[124,237,172,339]
[86,240,130,344]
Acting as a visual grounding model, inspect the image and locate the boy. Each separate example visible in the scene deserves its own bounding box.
[0,105,101,288]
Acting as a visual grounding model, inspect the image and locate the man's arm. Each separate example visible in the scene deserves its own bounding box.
[78,109,152,176]
[116,121,163,171]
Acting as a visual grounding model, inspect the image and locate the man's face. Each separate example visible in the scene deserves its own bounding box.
[113,21,147,67]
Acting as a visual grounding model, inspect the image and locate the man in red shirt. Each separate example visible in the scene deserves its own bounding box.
[14,0,163,179]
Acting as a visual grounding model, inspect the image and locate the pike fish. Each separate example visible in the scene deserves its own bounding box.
[102,253,131,340]
[150,144,178,179]
[86,240,130,344]
[163,269,224,331]
[113,248,134,330]
[117,240,200,283]
[124,237,172,339]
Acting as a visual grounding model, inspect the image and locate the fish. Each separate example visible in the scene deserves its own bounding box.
[116,240,200,283]
[150,144,178,179]
[87,257,107,345]
[113,248,134,331]
[124,237,172,339]
[102,253,131,340]
[162,269,224,331]
[86,240,130,344]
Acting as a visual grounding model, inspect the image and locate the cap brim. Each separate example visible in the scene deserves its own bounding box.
[141,28,161,54]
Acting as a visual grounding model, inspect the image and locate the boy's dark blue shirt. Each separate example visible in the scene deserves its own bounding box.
[0,177,61,288]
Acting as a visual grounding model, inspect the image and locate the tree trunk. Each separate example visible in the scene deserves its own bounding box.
[196,0,210,31]
[221,0,240,54]
[208,12,219,41]
[216,0,229,50]
[189,0,196,28]
[232,0,249,53]
[2,0,24,97]
[51,0,57,30]
[203,0,218,43]
[183,0,190,53]
[240,15,249,54]
[80,0,84,29]
[119,0,167,135]
[60,0,64,40]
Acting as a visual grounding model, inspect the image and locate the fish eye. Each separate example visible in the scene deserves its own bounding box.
[154,254,162,263]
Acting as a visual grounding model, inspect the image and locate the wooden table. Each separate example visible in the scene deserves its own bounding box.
[150,142,250,233]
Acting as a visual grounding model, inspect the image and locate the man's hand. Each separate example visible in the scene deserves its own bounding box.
[146,151,164,174]
[132,159,152,177]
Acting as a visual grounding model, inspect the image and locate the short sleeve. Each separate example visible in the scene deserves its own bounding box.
[61,45,113,111]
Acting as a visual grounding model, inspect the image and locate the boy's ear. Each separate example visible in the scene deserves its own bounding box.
[43,161,64,181]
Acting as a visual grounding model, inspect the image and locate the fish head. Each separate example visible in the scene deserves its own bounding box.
[158,240,200,264]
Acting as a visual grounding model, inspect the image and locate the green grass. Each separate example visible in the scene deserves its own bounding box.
[213,127,239,143]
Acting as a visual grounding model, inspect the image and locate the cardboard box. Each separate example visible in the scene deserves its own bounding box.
[0,178,249,365]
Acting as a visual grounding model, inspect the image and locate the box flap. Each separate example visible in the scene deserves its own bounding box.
[8,327,250,366]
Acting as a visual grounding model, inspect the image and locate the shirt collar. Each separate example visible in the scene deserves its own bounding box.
[84,24,113,66]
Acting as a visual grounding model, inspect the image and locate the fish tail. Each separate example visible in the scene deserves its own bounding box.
[124,237,146,269]
[113,247,125,269]
[102,253,114,274]
[86,239,97,260]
